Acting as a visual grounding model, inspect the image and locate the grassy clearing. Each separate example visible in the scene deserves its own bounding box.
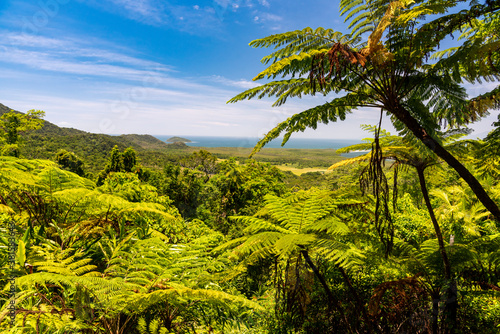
[187,146,345,168]
[274,165,332,176]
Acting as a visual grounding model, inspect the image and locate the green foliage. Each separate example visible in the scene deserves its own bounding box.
[55,149,85,176]
[1,3,500,329]
[0,109,45,157]
[97,146,146,185]
[393,193,433,246]
[0,159,265,333]
[197,159,288,234]
[215,189,366,280]
[459,290,500,333]
[123,147,138,172]
[0,156,94,192]
[150,162,205,219]
[229,0,500,226]
[471,114,500,180]
[180,150,218,180]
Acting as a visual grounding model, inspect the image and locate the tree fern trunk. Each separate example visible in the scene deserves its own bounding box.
[337,265,374,334]
[444,281,458,334]
[393,104,500,222]
[416,167,451,280]
[300,249,353,333]
[417,166,458,332]
[431,292,439,334]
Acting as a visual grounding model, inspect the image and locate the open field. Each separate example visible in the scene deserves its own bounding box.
[274,165,332,176]
[186,146,345,169]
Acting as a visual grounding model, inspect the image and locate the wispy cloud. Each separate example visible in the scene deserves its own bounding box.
[252,10,283,31]
[258,0,270,7]
[199,121,240,127]
[83,0,167,25]
[209,75,260,89]
[80,0,282,33]
[0,32,172,82]
[1,32,171,69]
[109,0,159,18]
[253,12,283,23]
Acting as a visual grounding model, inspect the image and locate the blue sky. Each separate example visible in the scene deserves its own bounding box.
[0,0,498,140]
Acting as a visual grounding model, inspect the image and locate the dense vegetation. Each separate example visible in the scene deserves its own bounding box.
[1,0,500,333]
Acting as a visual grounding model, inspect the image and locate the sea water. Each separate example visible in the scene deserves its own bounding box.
[154,135,362,150]
[153,136,368,158]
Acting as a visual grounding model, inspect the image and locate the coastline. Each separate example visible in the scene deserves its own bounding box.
[154,135,363,150]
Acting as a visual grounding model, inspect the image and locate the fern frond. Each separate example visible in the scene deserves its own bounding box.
[233,216,292,235]
[250,93,377,155]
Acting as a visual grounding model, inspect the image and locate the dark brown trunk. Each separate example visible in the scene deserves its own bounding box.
[337,266,374,334]
[300,249,353,333]
[416,167,451,280]
[393,105,500,221]
[431,292,439,334]
[417,166,458,332]
[444,281,458,334]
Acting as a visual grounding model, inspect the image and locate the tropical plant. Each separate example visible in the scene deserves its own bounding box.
[0,110,45,158]
[97,146,144,185]
[330,126,473,279]
[0,157,265,333]
[331,126,484,331]
[228,0,500,222]
[214,189,379,333]
[55,150,86,177]
[471,114,500,179]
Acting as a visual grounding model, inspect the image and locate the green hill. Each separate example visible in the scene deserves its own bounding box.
[0,103,188,173]
[166,136,191,143]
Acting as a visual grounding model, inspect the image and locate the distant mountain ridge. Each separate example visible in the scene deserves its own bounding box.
[167,136,191,143]
[0,103,174,171]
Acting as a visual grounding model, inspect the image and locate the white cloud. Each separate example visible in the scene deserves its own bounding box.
[56,121,74,128]
[80,0,282,34]
[199,121,239,127]
[0,33,174,83]
[107,0,165,24]
[209,75,260,89]
[255,12,282,23]
[0,32,171,70]
[0,47,163,82]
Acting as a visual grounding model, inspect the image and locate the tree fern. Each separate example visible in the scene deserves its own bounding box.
[229,0,500,221]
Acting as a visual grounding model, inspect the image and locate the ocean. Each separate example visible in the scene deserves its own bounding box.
[154,135,362,150]
[153,135,368,158]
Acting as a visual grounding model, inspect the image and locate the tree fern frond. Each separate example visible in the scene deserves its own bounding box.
[275,234,317,257]
[250,94,375,155]
[329,154,371,169]
[227,79,322,106]
[231,232,282,258]
[253,49,331,81]
[233,216,292,235]
[314,241,366,271]
[250,27,347,64]
[306,217,351,235]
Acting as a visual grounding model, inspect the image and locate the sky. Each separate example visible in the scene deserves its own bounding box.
[0,0,498,140]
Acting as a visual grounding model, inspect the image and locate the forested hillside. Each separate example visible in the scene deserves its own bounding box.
[0,103,177,173]
[1,107,500,333]
[1,0,500,333]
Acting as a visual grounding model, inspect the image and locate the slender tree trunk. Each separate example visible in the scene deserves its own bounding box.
[416,166,457,333]
[416,167,451,280]
[431,292,440,334]
[300,249,353,333]
[444,281,458,334]
[337,266,374,334]
[393,104,500,221]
